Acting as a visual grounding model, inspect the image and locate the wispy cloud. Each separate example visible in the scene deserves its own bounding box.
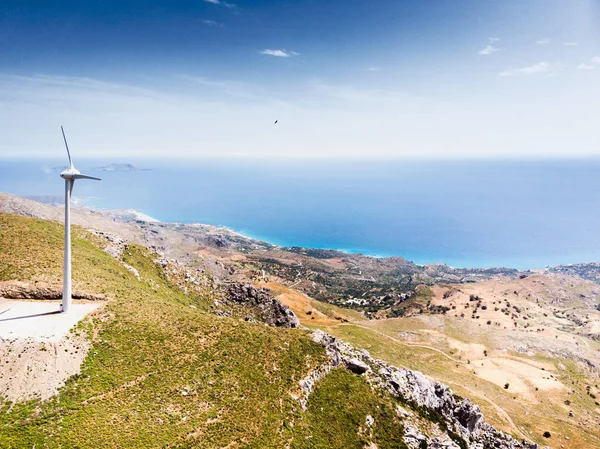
[6,74,157,97]
[201,19,224,27]
[1,71,599,160]
[366,67,381,72]
[0,73,296,158]
[537,38,551,44]
[260,49,299,58]
[203,0,236,9]
[578,63,595,70]
[177,75,290,107]
[479,45,500,55]
[578,56,600,70]
[178,75,255,99]
[563,42,578,46]
[478,38,500,55]
[308,81,407,103]
[499,62,550,77]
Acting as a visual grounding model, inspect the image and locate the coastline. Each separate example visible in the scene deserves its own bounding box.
[129,212,600,271]
[8,190,597,271]
[102,206,537,270]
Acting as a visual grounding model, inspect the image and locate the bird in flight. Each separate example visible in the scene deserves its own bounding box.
[274,120,278,124]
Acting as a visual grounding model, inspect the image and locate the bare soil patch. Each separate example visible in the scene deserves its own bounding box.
[0,333,91,402]
[0,298,103,402]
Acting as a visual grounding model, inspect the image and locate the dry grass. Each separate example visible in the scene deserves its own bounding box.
[258,282,366,325]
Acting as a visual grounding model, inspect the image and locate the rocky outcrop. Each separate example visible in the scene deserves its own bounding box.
[87,229,128,260]
[0,281,108,301]
[227,283,300,328]
[298,364,331,410]
[309,330,538,449]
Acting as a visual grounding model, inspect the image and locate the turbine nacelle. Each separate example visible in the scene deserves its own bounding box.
[60,167,81,180]
[60,167,101,181]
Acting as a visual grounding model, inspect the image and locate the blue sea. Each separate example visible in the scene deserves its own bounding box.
[1,158,599,270]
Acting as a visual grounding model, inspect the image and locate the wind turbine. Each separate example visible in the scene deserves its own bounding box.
[59,126,101,313]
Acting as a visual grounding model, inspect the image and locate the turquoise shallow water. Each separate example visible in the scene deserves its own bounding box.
[1,158,600,269]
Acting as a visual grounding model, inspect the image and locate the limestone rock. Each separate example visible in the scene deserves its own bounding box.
[227,283,300,328]
[403,424,427,449]
[428,437,462,449]
[346,357,370,374]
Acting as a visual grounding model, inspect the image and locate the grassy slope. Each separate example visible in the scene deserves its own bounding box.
[0,213,414,449]
[291,368,408,449]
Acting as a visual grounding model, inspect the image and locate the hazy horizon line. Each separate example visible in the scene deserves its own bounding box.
[3,154,600,162]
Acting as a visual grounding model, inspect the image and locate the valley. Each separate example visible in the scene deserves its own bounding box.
[267,277,600,448]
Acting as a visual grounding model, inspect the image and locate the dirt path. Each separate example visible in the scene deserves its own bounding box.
[288,279,302,288]
[348,323,465,364]
[443,380,530,442]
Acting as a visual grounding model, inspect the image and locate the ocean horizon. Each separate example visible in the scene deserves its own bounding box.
[1,157,600,270]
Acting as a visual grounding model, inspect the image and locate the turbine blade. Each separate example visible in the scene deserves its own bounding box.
[61,126,74,168]
[73,173,101,181]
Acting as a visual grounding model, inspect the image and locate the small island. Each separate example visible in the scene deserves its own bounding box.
[90,163,151,172]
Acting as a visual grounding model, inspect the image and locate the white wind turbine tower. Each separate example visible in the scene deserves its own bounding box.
[59,126,101,313]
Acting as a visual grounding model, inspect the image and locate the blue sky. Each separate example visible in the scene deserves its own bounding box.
[0,0,599,158]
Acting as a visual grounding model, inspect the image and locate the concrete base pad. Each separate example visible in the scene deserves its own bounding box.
[0,300,101,342]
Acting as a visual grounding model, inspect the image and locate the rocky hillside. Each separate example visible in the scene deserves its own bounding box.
[548,262,600,285]
[0,211,539,448]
